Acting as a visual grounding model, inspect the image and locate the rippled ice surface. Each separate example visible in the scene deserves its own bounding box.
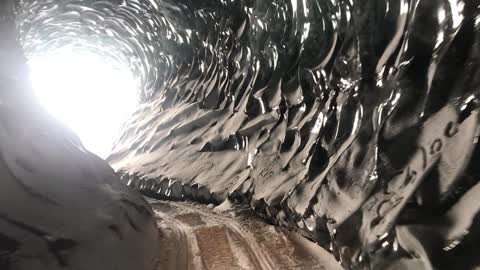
[14,0,480,269]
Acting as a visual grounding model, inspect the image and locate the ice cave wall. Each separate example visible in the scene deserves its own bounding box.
[10,0,480,269]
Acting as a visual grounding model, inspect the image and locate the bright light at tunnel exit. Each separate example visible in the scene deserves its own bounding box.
[28,50,139,159]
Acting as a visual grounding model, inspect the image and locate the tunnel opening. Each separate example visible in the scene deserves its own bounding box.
[28,48,138,158]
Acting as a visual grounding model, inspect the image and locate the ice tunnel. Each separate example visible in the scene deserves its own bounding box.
[1,0,480,269]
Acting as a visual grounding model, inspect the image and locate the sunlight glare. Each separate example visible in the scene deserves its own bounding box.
[28,49,138,158]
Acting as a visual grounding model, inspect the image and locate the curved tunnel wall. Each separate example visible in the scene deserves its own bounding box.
[6,0,480,269]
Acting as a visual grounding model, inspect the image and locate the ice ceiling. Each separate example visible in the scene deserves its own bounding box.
[9,0,480,269]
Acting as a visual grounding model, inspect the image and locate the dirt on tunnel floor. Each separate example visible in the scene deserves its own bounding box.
[150,199,342,270]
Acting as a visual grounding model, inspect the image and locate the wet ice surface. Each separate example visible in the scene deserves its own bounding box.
[12,0,480,269]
